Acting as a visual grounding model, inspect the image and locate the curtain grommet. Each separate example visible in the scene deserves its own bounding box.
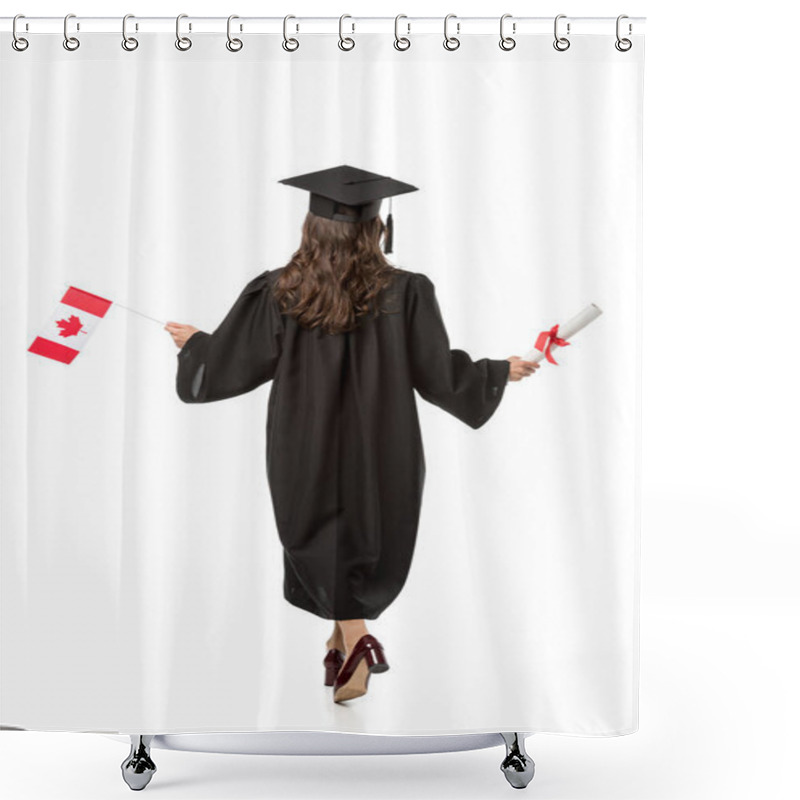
[615,15,633,51]
[11,14,29,51]
[443,14,460,51]
[226,15,243,52]
[175,13,192,51]
[553,14,570,52]
[394,14,411,51]
[121,14,139,52]
[338,14,355,51]
[282,15,300,51]
[63,13,80,51]
[499,14,516,51]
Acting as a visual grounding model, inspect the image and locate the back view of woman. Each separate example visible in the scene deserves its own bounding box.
[164,165,539,704]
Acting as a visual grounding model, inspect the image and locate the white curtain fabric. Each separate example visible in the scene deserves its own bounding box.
[0,30,643,736]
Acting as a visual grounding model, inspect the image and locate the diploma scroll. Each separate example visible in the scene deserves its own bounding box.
[522,303,603,364]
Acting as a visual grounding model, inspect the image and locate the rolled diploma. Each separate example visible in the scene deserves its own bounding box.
[522,303,603,363]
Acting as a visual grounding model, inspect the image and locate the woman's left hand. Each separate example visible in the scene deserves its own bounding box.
[505,355,540,382]
[164,322,201,350]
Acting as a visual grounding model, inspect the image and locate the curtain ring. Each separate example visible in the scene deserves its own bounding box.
[615,14,632,51]
[282,15,299,51]
[339,14,355,51]
[11,14,29,52]
[175,13,192,51]
[553,14,570,51]
[63,13,80,51]
[443,13,460,51]
[499,13,516,51]
[226,15,243,52]
[121,14,139,52]
[394,14,411,51]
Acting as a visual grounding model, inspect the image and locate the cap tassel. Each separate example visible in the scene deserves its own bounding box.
[383,198,394,254]
[384,213,394,254]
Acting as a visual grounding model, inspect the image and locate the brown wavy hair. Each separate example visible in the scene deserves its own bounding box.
[273,211,403,335]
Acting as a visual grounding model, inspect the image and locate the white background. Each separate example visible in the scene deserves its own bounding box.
[1,2,797,799]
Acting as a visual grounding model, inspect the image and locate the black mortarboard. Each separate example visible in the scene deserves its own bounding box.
[278,164,418,253]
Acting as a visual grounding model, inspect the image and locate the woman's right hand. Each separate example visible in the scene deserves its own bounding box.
[164,322,201,350]
[506,355,540,382]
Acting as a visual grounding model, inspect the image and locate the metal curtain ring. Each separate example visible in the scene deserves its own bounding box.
[283,15,299,51]
[175,13,192,51]
[615,14,632,51]
[63,13,80,51]
[499,13,516,50]
[12,14,29,51]
[339,14,355,51]
[394,14,411,51]
[553,14,570,51]
[226,15,243,52]
[443,13,460,51]
[121,14,139,51]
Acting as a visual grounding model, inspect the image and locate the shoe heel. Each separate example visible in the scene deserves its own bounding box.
[365,642,389,673]
[323,649,344,687]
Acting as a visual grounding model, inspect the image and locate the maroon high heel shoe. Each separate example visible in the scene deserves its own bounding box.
[333,634,389,703]
[323,648,345,687]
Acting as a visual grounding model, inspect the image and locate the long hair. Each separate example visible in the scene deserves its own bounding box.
[273,211,403,335]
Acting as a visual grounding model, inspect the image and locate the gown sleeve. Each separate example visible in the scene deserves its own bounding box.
[406,272,510,429]
[175,270,283,403]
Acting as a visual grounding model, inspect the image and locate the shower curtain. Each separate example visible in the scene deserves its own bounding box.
[0,20,644,736]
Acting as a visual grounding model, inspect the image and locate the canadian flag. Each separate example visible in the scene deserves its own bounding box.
[28,286,113,364]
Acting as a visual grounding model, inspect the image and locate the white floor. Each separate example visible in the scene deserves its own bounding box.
[2,596,797,800]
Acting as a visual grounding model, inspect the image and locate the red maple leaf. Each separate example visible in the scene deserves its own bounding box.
[56,314,85,338]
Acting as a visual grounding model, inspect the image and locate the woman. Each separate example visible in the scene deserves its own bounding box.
[165,165,539,704]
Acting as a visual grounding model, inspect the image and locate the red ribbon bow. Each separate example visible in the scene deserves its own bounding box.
[534,323,570,365]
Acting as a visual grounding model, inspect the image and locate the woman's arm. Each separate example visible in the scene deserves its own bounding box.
[406,273,536,428]
[167,271,283,403]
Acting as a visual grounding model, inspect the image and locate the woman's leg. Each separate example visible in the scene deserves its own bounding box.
[337,619,369,658]
[325,621,344,652]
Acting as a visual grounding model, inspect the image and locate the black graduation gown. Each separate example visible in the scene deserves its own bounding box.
[175,267,510,620]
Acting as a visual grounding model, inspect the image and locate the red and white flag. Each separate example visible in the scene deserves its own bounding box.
[28,286,113,365]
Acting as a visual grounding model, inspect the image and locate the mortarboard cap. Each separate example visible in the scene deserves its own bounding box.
[279,164,418,253]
